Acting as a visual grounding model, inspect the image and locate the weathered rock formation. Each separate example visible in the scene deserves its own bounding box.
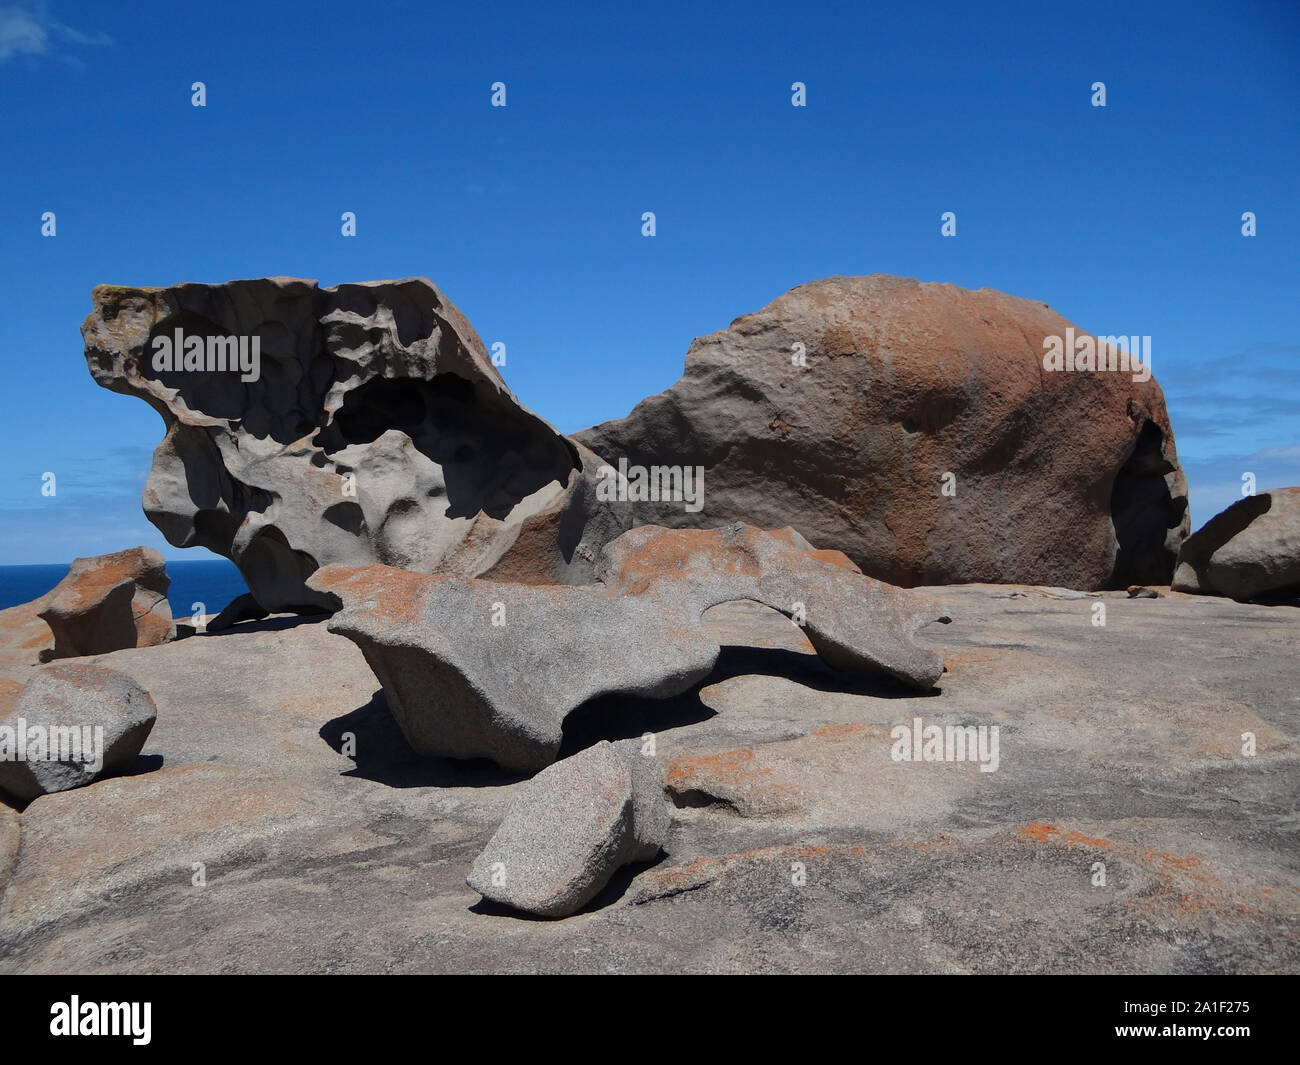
[309,523,947,772]
[2,583,1296,970]
[0,663,158,802]
[596,523,945,679]
[37,547,174,661]
[468,739,669,917]
[82,278,630,613]
[577,275,1189,589]
[1172,488,1300,601]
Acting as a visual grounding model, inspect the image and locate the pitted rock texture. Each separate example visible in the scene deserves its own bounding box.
[0,663,158,802]
[83,277,630,612]
[1172,488,1300,602]
[308,523,946,772]
[37,547,174,661]
[467,740,670,917]
[577,275,1189,589]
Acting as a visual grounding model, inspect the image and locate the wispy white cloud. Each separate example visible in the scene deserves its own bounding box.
[0,3,110,65]
[0,5,45,60]
[1255,444,1300,462]
[1179,441,1300,531]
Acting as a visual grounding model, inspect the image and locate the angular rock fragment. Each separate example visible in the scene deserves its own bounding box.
[37,547,174,661]
[0,663,158,802]
[1172,488,1300,601]
[82,278,630,614]
[309,523,945,772]
[577,274,1190,588]
[467,740,669,917]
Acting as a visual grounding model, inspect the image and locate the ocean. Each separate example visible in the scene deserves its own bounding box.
[0,557,250,619]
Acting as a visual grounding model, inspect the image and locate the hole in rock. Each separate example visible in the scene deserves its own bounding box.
[699,600,941,697]
[1109,419,1186,587]
[668,788,741,814]
[322,500,366,535]
[139,309,329,445]
[313,372,579,521]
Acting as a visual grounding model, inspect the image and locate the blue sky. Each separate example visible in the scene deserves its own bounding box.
[0,0,1296,565]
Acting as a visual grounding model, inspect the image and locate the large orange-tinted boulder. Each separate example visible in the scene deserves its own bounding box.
[38,547,174,660]
[577,275,1190,589]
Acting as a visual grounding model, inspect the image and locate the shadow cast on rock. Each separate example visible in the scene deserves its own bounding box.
[320,690,526,789]
[466,851,669,922]
[708,643,944,698]
[321,640,944,789]
[124,753,165,777]
[0,752,165,813]
[560,643,939,759]
[559,687,718,759]
[579,853,669,914]
[1242,590,1300,607]
[190,613,330,638]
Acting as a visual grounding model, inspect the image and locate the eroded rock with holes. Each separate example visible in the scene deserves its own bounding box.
[577,274,1190,589]
[82,278,630,613]
[467,739,670,917]
[37,547,174,661]
[308,523,946,772]
[1172,488,1300,601]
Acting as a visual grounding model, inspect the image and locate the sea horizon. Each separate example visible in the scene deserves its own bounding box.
[0,557,249,619]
